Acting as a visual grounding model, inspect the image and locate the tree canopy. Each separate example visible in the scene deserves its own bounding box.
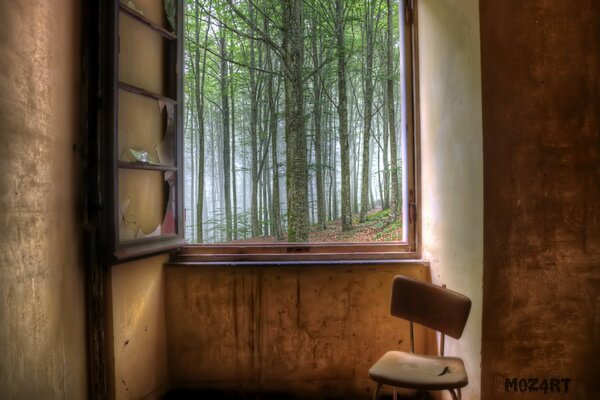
[183,0,403,243]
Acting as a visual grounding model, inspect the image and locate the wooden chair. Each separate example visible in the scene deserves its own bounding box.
[369,275,472,400]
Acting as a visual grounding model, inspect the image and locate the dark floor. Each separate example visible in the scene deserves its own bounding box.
[162,389,433,400]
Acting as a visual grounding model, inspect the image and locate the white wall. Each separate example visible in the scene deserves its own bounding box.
[418,0,484,399]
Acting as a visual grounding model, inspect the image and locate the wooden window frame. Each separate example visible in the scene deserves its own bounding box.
[99,0,186,263]
[177,0,421,263]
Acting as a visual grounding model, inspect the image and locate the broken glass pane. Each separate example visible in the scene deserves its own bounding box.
[162,170,177,235]
[154,102,176,166]
[119,169,166,243]
[118,90,165,164]
[119,14,165,95]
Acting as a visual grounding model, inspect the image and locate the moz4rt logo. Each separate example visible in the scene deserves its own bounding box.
[504,378,571,394]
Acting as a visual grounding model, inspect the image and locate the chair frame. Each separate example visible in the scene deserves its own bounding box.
[371,277,471,400]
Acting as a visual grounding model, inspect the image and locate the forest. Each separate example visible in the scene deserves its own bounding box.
[183,0,406,243]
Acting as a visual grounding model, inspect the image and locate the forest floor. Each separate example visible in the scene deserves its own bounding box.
[234,208,402,243]
[308,208,402,242]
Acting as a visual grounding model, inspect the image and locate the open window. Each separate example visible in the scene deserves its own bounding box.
[98,0,419,263]
[180,0,420,260]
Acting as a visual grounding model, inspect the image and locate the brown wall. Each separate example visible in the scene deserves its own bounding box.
[107,255,171,400]
[480,1,600,398]
[165,263,434,398]
[0,0,87,398]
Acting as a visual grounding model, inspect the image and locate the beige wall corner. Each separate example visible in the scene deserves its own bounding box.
[108,255,170,400]
[418,0,484,399]
[0,0,88,398]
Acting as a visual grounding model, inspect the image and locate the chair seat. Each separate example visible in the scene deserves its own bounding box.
[369,351,468,390]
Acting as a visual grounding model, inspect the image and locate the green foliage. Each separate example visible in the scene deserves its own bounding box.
[183,0,404,244]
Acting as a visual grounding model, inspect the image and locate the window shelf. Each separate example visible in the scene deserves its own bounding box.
[116,236,186,260]
[118,161,177,171]
[118,81,177,104]
[119,2,177,40]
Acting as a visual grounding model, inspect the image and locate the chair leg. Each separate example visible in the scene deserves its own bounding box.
[373,383,382,400]
[457,388,462,400]
[393,387,397,400]
[448,389,459,400]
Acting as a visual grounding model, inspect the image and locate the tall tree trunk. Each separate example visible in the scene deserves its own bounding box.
[360,0,375,222]
[308,140,315,223]
[242,125,248,238]
[187,99,195,241]
[351,109,359,214]
[210,114,218,241]
[262,155,270,236]
[332,104,338,220]
[336,0,352,231]
[194,2,210,243]
[382,80,390,210]
[377,119,383,208]
[387,0,399,220]
[266,41,283,239]
[311,18,326,230]
[230,78,238,240]
[249,4,260,237]
[282,0,309,241]
[219,25,232,241]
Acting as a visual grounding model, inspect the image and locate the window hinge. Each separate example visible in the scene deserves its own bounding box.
[409,189,417,224]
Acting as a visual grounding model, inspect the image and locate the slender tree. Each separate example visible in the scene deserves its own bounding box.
[219,24,232,240]
[230,72,238,239]
[266,20,283,239]
[311,16,326,230]
[335,0,352,231]
[248,2,260,237]
[194,0,211,243]
[360,0,377,222]
[386,0,399,220]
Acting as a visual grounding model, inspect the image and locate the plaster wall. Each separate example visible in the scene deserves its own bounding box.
[418,1,484,399]
[480,1,600,398]
[165,263,433,398]
[108,255,171,400]
[0,0,88,398]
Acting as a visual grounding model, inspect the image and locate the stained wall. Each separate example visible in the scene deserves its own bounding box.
[418,0,484,399]
[0,0,88,398]
[480,1,600,398]
[165,263,433,398]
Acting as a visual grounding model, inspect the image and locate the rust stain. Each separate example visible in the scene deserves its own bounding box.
[164,264,429,397]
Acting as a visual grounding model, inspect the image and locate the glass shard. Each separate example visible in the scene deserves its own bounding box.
[162,170,176,235]
[164,0,176,31]
[126,0,145,15]
[127,148,160,165]
[155,102,175,166]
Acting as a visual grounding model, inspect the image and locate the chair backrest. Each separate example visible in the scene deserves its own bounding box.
[390,275,471,339]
